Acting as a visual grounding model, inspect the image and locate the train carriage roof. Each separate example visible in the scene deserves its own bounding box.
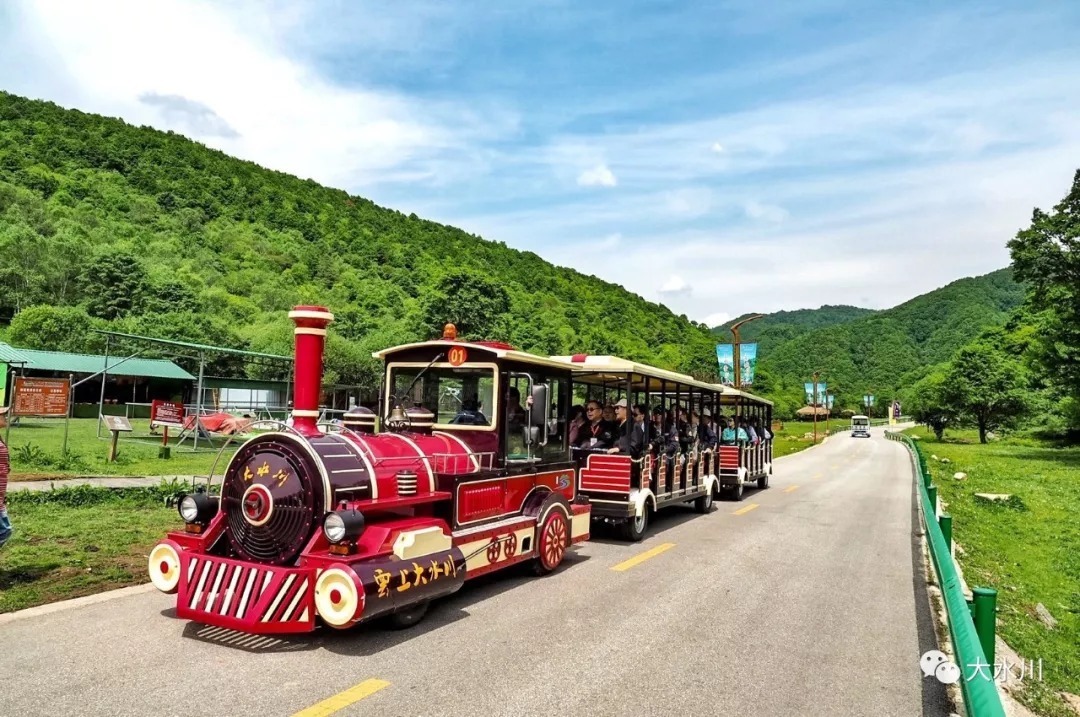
[373,340,576,371]
[549,354,772,406]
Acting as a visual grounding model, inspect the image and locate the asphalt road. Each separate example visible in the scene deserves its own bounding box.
[0,425,950,716]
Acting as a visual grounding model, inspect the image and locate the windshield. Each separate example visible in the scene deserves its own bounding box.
[388,365,497,427]
[854,418,869,426]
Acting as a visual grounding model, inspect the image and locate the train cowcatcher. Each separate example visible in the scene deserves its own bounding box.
[148,306,591,634]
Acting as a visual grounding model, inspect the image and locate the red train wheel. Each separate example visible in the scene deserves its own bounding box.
[533,509,568,575]
[486,538,501,564]
[504,533,518,558]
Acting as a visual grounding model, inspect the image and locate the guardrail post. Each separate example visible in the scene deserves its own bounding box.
[972,587,998,666]
[939,513,953,554]
[927,484,938,516]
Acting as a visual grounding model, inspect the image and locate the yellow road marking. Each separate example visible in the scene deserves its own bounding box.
[292,679,391,717]
[784,485,800,493]
[611,542,676,572]
[733,503,759,516]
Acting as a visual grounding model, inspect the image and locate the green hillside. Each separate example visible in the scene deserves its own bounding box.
[714,305,875,356]
[759,268,1025,412]
[0,91,720,387]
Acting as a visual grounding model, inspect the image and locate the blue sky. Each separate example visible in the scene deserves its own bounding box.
[3,0,1079,326]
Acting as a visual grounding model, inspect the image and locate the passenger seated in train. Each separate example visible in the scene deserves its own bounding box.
[574,399,617,451]
[450,396,489,425]
[648,405,679,456]
[567,404,586,446]
[720,416,747,445]
[751,416,771,441]
[606,400,645,458]
[698,408,718,450]
[741,417,759,445]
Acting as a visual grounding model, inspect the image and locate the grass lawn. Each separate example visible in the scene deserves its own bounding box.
[904,426,1080,716]
[2,417,240,479]
[0,484,184,613]
[771,419,841,458]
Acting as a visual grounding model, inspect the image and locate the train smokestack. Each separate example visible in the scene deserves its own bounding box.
[288,305,334,436]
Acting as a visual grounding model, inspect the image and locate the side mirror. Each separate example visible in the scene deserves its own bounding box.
[530,384,548,426]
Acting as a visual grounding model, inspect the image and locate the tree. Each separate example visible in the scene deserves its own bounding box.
[80,251,148,320]
[8,304,103,353]
[908,369,952,439]
[942,342,1028,443]
[1008,169,1080,411]
[419,271,511,341]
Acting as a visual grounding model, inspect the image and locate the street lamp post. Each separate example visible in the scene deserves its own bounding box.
[730,314,764,389]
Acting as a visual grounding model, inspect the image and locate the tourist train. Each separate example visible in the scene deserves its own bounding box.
[147,306,772,634]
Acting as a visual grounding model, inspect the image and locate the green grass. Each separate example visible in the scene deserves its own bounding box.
[3,417,241,478]
[0,483,185,613]
[904,426,1080,715]
[771,420,842,458]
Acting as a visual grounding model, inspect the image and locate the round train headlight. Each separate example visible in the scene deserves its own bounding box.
[179,495,199,522]
[178,492,217,524]
[324,513,346,543]
[322,509,366,544]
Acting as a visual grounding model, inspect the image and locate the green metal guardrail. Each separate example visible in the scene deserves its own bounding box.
[885,430,1005,717]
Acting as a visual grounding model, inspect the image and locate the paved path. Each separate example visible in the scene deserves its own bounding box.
[7,475,198,491]
[0,425,949,716]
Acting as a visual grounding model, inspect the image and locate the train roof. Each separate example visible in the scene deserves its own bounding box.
[714,386,773,406]
[549,354,709,388]
[373,340,576,371]
[549,354,773,406]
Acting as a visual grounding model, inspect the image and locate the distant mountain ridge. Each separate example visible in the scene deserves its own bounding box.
[713,305,876,356]
[727,268,1025,413]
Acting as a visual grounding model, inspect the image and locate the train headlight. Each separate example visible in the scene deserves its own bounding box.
[322,509,366,545]
[179,495,199,522]
[178,492,217,524]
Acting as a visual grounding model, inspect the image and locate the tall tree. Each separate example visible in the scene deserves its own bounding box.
[1008,169,1080,409]
[908,369,953,440]
[942,342,1028,443]
[419,271,511,342]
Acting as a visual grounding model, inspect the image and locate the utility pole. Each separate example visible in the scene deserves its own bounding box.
[730,314,764,388]
[812,370,821,444]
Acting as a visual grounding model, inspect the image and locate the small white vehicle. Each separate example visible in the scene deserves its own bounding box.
[851,414,870,438]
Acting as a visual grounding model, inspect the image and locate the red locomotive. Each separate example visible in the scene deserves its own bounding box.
[148,307,591,634]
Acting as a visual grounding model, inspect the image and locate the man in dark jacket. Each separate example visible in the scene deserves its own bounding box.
[576,399,616,450]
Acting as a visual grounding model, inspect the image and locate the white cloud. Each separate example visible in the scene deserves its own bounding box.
[710,142,725,153]
[704,311,733,328]
[577,164,617,187]
[0,0,508,191]
[658,275,692,297]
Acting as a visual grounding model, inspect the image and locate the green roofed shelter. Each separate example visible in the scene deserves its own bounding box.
[0,343,31,366]
[0,343,196,380]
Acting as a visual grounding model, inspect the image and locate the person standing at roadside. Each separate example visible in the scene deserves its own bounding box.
[0,434,12,548]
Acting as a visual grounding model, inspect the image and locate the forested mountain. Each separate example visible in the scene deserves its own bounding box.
[0,90,1039,421]
[0,91,720,387]
[714,305,875,356]
[750,268,1025,415]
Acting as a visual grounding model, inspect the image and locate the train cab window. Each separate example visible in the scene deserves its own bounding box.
[540,377,568,461]
[388,365,496,428]
[504,373,569,465]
